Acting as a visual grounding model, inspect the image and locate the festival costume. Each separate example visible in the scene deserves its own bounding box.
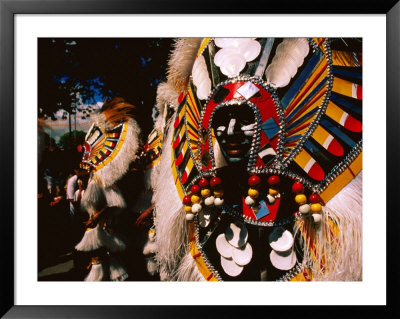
[75,98,141,281]
[152,38,362,281]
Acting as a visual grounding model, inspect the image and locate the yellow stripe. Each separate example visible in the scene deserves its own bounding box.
[287,60,328,118]
[95,122,128,171]
[197,38,211,57]
[332,50,358,67]
[293,149,313,169]
[320,152,362,203]
[332,77,357,98]
[311,126,331,148]
[188,223,218,281]
[325,100,346,124]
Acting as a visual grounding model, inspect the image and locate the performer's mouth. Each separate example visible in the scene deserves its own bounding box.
[226,143,244,156]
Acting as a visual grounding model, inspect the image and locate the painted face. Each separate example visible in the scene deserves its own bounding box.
[211,104,255,163]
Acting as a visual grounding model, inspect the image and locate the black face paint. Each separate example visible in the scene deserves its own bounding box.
[212,104,255,163]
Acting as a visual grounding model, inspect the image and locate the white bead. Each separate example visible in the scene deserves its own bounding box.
[267,194,276,205]
[185,213,195,221]
[312,213,322,224]
[245,196,256,206]
[191,203,202,214]
[214,197,224,206]
[299,204,311,214]
[204,196,215,206]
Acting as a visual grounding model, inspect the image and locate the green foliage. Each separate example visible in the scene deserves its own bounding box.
[58,130,86,150]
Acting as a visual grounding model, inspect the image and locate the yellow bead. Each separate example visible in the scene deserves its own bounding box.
[295,194,307,205]
[248,188,259,198]
[311,203,322,213]
[191,195,201,204]
[269,188,279,196]
[213,189,224,198]
[201,188,211,197]
[184,205,192,213]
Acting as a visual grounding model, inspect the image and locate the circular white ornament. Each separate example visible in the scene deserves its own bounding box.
[214,38,251,49]
[270,249,297,271]
[220,255,244,277]
[312,213,322,224]
[239,40,261,62]
[214,47,237,66]
[185,213,195,221]
[220,54,246,77]
[204,196,215,206]
[232,242,253,266]
[265,63,291,88]
[245,196,256,207]
[225,222,248,248]
[216,233,233,258]
[214,197,224,206]
[299,204,311,214]
[268,227,294,252]
[191,203,202,214]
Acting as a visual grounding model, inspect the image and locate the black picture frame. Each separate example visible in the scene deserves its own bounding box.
[1,0,399,317]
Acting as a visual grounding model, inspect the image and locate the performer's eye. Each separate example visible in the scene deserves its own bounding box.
[216,126,226,137]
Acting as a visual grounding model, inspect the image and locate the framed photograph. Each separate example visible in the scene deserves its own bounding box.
[1,0,398,317]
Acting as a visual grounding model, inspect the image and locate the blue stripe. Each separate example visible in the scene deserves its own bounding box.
[331,93,362,115]
[261,118,279,140]
[286,107,319,132]
[285,134,302,142]
[320,118,356,147]
[281,50,323,109]
[332,67,362,81]
[286,77,327,123]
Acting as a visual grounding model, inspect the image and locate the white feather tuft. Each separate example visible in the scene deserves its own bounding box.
[175,252,205,281]
[167,38,203,94]
[81,180,107,218]
[109,257,128,281]
[75,225,126,252]
[294,172,362,281]
[152,121,190,281]
[95,118,140,188]
[84,263,105,281]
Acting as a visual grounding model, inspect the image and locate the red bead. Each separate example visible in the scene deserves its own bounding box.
[210,177,222,188]
[190,185,200,194]
[268,175,280,186]
[248,175,261,187]
[199,178,208,188]
[309,194,320,203]
[182,195,192,205]
[292,182,304,194]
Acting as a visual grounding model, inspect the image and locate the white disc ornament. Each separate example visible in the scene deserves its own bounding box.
[232,243,253,266]
[185,213,195,221]
[268,227,294,252]
[225,222,248,248]
[220,256,244,277]
[216,233,233,259]
[270,249,297,271]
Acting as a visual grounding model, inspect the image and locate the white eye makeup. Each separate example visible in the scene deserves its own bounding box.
[216,126,226,137]
[241,123,256,136]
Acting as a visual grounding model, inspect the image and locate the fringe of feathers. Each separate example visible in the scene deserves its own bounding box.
[293,172,362,281]
[75,225,127,253]
[152,123,190,281]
